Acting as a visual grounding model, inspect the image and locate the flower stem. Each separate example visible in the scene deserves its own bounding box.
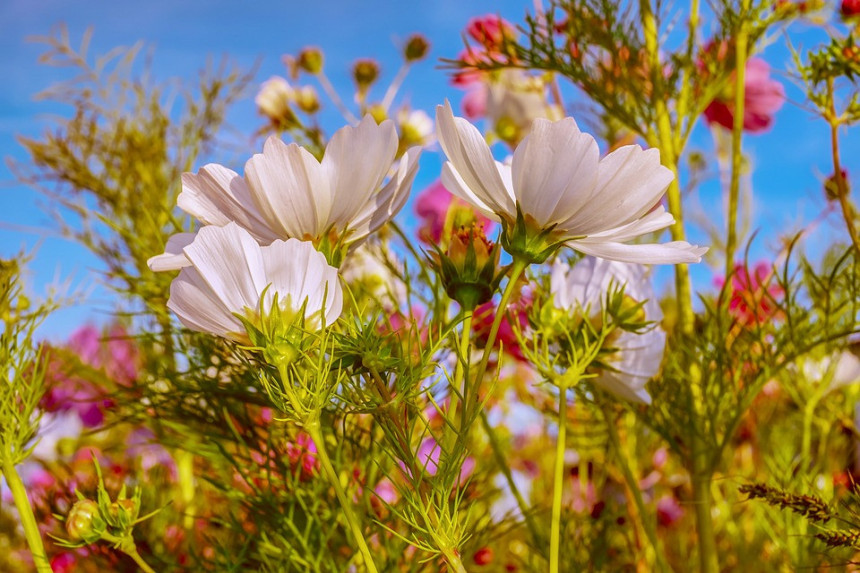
[827,78,860,256]
[479,410,542,544]
[1,456,51,572]
[725,3,748,279]
[549,386,568,573]
[470,258,528,402]
[306,423,379,573]
[602,405,666,571]
[449,309,474,444]
[441,548,468,573]
[122,543,157,573]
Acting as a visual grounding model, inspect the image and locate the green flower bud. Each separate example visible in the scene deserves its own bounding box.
[297,47,324,74]
[404,34,430,62]
[66,499,102,543]
[353,59,380,90]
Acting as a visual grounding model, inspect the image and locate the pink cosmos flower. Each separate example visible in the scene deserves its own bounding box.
[656,494,685,527]
[704,58,785,134]
[717,261,783,325]
[466,15,516,51]
[414,180,493,244]
[473,291,531,362]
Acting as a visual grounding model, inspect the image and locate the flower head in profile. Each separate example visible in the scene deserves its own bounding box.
[155,222,342,343]
[435,101,707,265]
[551,257,666,404]
[149,115,421,270]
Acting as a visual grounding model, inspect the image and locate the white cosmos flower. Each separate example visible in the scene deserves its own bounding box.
[162,222,342,342]
[551,257,666,404]
[436,101,707,264]
[149,115,421,271]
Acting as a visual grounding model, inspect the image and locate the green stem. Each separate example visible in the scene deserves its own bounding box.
[2,457,51,572]
[441,548,468,573]
[306,423,379,573]
[479,410,542,545]
[549,386,568,573]
[725,6,748,279]
[640,0,695,336]
[602,405,666,571]
[470,259,528,401]
[690,457,718,573]
[827,79,860,256]
[449,310,474,443]
[122,543,157,573]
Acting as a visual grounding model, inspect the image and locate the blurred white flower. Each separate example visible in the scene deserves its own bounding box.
[797,350,860,392]
[397,108,435,148]
[339,242,406,307]
[160,222,342,342]
[551,257,666,404]
[149,115,421,270]
[256,76,294,123]
[435,101,707,264]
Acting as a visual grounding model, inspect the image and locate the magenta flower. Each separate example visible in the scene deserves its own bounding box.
[414,180,493,244]
[704,58,785,134]
[656,494,685,527]
[716,261,783,325]
[466,15,516,51]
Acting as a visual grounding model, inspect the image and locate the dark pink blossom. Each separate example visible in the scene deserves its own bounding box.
[656,494,685,527]
[414,180,493,245]
[704,58,785,133]
[716,261,784,325]
[466,15,516,51]
[473,292,532,362]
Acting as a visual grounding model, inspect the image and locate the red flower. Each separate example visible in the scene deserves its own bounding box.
[466,15,516,51]
[843,0,860,17]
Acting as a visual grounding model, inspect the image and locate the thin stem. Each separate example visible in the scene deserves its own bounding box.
[549,386,568,573]
[827,78,860,256]
[640,0,695,336]
[690,458,718,573]
[449,310,474,443]
[1,457,51,572]
[470,258,528,399]
[602,405,666,572]
[440,548,468,573]
[381,63,410,112]
[306,423,379,573]
[673,0,701,149]
[122,544,157,573]
[725,8,748,279]
[316,72,360,125]
[479,410,542,544]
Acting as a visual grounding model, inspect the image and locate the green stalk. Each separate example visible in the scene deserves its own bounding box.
[549,386,568,573]
[2,457,51,572]
[441,548,468,573]
[603,405,666,571]
[449,310,474,443]
[827,78,860,256]
[469,258,528,401]
[725,9,748,279]
[306,422,379,573]
[479,410,541,544]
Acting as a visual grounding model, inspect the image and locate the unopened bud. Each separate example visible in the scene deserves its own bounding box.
[825,169,850,201]
[297,47,324,74]
[431,224,502,309]
[66,499,101,543]
[352,59,380,90]
[255,77,297,127]
[294,85,320,114]
[404,34,430,62]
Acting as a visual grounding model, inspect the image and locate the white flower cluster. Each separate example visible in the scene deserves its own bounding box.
[149,105,705,401]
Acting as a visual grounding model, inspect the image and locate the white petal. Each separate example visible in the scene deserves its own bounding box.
[182,223,267,315]
[324,115,399,229]
[179,164,279,243]
[440,162,500,222]
[148,232,196,271]
[568,146,673,235]
[348,147,422,241]
[261,238,343,328]
[435,101,515,217]
[168,267,244,339]
[569,240,708,264]
[245,136,326,239]
[511,117,599,226]
[576,207,675,243]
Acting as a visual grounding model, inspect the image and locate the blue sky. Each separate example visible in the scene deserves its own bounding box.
[1,0,856,339]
